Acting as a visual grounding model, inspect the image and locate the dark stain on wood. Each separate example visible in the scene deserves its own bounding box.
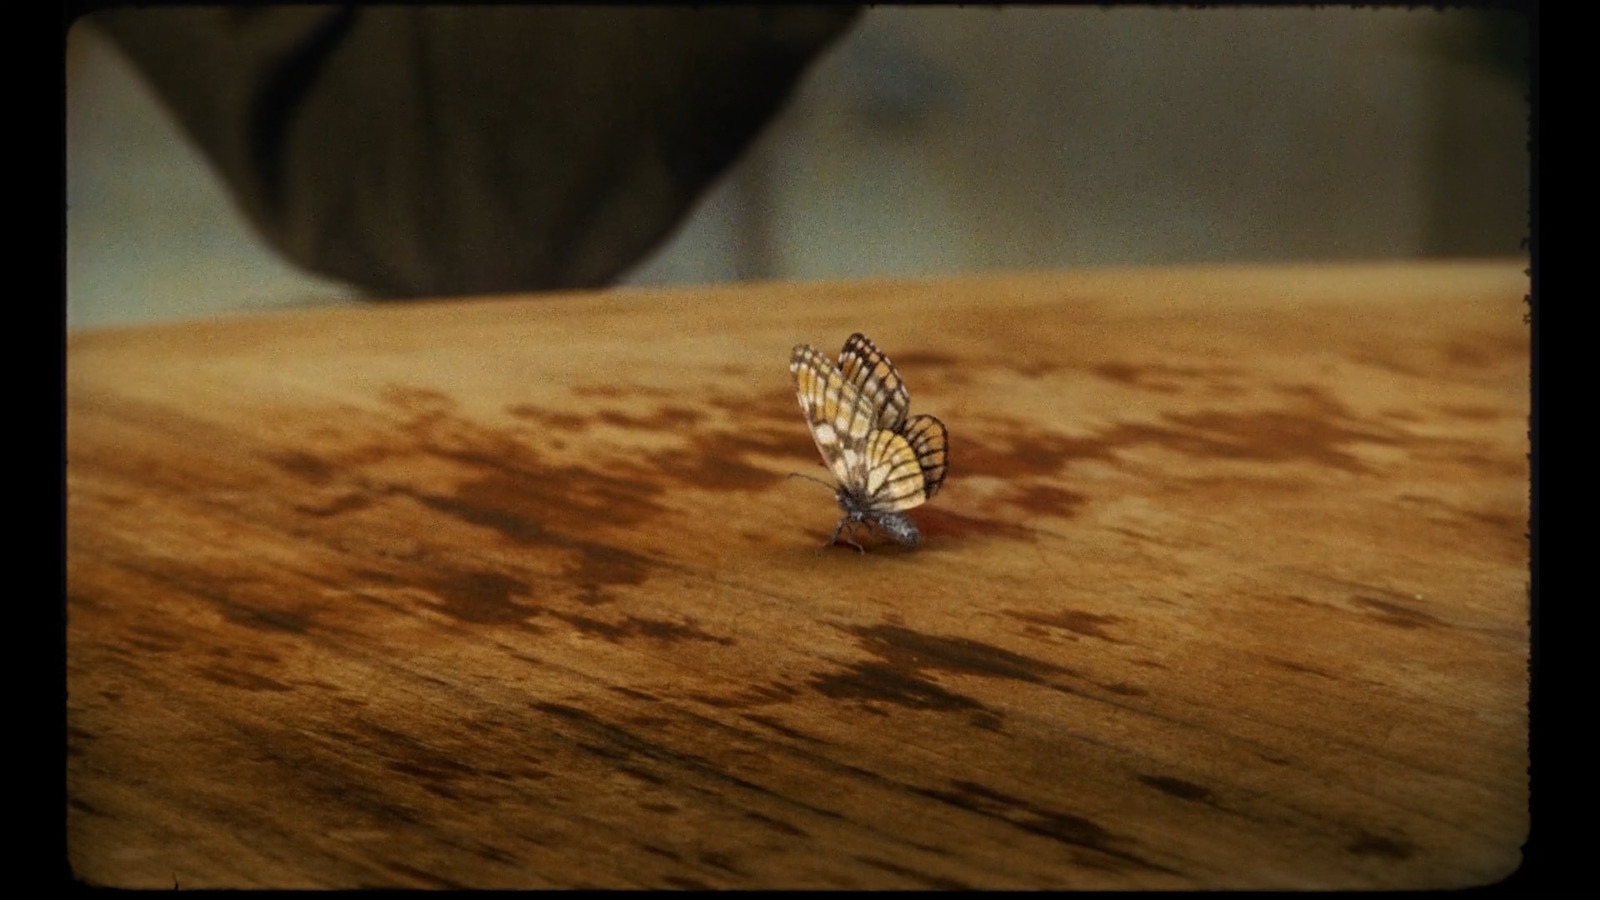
[342,719,501,807]
[1101,682,1148,697]
[969,710,1007,731]
[552,612,733,646]
[116,630,175,650]
[1137,774,1216,804]
[265,450,339,484]
[743,809,809,838]
[1464,507,1524,533]
[511,391,807,497]
[1004,483,1088,518]
[638,843,682,862]
[402,484,547,544]
[1092,361,1247,394]
[194,663,294,692]
[570,383,676,400]
[1346,831,1415,860]
[617,765,670,786]
[1004,609,1127,643]
[405,565,538,626]
[710,682,805,708]
[119,560,317,635]
[386,757,475,795]
[1443,341,1495,369]
[1434,404,1503,421]
[726,389,802,425]
[1443,450,1527,479]
[472,842,520,866]
[653,446,778,492]
[596,406,707,430]
[609,686,660,702]
[1156,405,1394,472]
[562,542,655,606]
[853,854,975,890]
[532,702,824,813]
[294,492,374,517]
[381,384,456,413]
[853,624,1077,684]
[648,424,798,494]
[810,624,1077,724]
[506,405,591,431]
[739,714,826,745]
[371,390,676,536]
[220,603,316,636]
[959,427,1108,480]
[388,481,659,609]
[125,625,182,654]
[959,381,1442,488]
[810,661,990,717]
[698,851,746,875]
[689,693,743,709]
[914,780,1173,874]
[1350,596,1444,629]
[431,461,666,534]
[1267,658,1342,680]
[384,860,465,889]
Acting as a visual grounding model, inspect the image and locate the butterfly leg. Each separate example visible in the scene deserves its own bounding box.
[827,519,867,553]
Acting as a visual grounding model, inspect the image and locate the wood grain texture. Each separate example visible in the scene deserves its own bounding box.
[67,262,1530,889]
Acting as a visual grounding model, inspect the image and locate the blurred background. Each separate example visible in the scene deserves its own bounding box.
[66,7,1529,330]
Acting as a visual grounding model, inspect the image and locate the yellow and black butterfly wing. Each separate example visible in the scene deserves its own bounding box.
[838,333,911,432]
[790,344,879,488]
[860,428,932,513]
[900,413,949,499]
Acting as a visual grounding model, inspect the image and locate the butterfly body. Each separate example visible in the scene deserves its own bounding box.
[790,334,948,551]
[833,492,920,549]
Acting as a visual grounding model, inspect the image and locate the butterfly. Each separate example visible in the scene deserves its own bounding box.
[789,333,949,551]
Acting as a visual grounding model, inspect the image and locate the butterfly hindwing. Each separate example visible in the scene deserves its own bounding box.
[900,413,949,499]
[862,429,931,513]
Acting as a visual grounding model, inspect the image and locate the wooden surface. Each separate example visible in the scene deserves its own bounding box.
[67,262,1530,889]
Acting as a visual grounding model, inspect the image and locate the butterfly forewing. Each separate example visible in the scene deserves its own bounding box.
[838,333,911,432]
[791,344,878,487]
[901,414,949,498]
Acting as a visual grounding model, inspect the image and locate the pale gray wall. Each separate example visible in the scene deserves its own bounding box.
[68,8,1529,328]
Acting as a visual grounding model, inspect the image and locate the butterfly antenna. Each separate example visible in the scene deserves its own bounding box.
[787,471,834,491]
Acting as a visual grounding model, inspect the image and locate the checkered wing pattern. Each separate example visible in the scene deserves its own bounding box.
[790,343,880,490]
[861,428,934,512]
[900,413,949,499]
[838,333,912,432]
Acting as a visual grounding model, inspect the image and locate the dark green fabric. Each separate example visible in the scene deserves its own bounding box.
[95,7,859,298]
